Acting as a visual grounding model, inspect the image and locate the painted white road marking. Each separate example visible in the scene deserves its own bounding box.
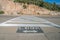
[0,16,60,27]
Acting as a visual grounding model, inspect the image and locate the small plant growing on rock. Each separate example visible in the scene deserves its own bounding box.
[37,13,40,15]
[17,12,20,14]
[0,11,4,14]
[23,4,27,9]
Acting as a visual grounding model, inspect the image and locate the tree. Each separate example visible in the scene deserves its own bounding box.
[52,2,57,10]
[39,0,44,7]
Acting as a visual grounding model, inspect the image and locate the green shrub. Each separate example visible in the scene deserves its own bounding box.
[23,4,27,9]
[0,11,4,14]
[37,13,40,15]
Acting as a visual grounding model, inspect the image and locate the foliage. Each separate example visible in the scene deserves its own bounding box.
[23,4,27,9]
[0,11,4,14]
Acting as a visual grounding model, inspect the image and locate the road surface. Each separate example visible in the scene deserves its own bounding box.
[0,15,60,40]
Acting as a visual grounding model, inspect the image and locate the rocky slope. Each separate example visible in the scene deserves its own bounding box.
[0,0,59,16]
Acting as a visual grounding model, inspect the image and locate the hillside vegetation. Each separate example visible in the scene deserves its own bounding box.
[14,0,60,11]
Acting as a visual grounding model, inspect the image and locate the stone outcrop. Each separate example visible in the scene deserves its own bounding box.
[0,0,51,15]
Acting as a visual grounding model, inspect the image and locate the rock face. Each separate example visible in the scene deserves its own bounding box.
[0,0,50,15]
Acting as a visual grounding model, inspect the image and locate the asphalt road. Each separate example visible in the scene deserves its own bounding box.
[0,15,18,23]
[0,15,60,40]
[36,16,60,26]
[0,15,60,26]
[0,15,60,25]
